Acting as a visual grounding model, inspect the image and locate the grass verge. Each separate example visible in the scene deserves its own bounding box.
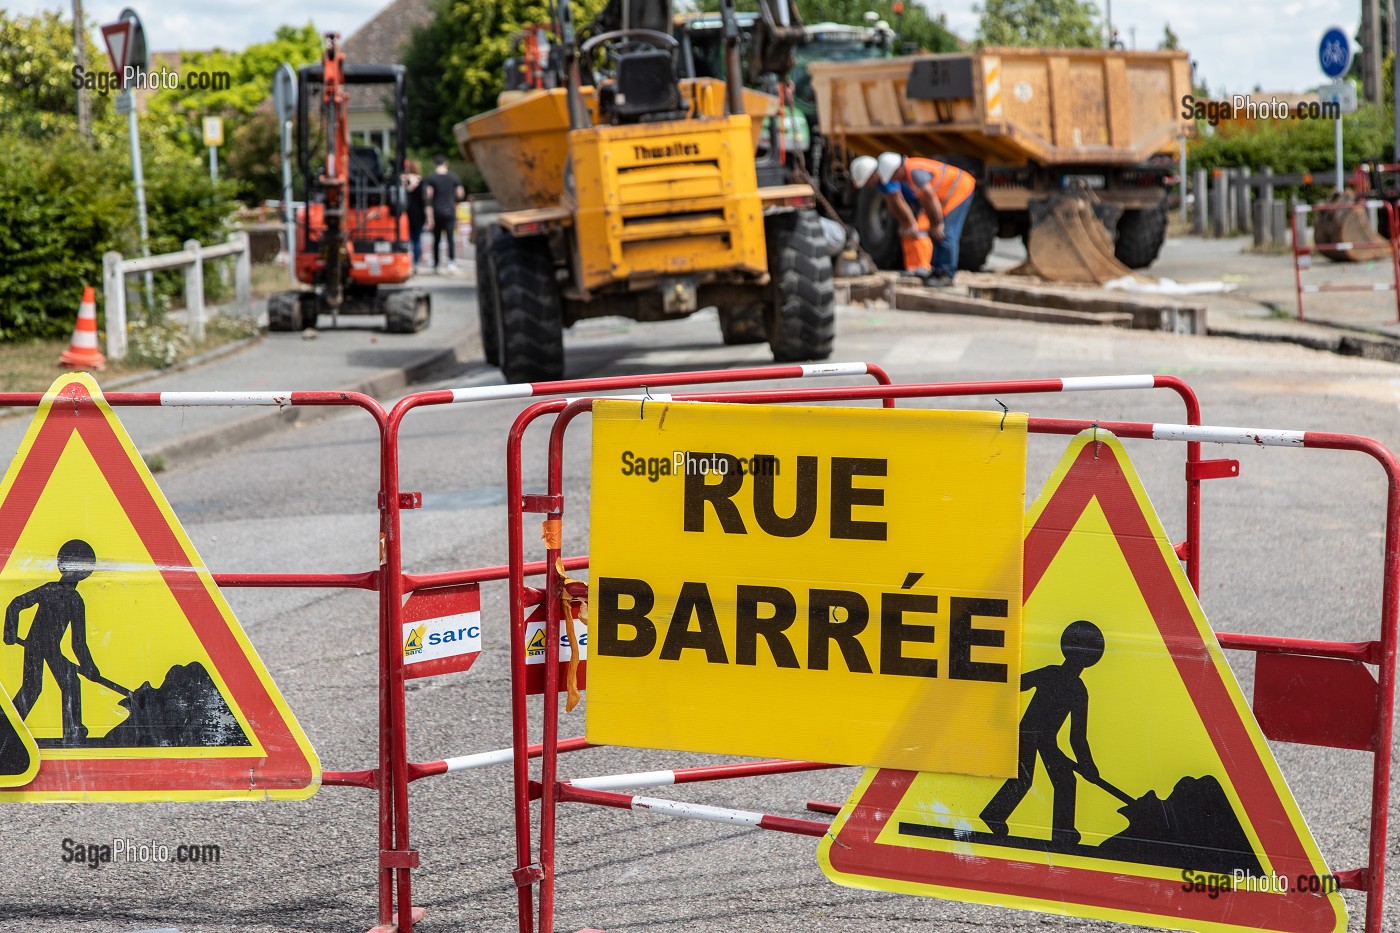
[0,314,260,393]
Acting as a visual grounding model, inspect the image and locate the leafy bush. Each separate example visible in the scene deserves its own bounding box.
[0,130,235,341]
[0,137,134,340]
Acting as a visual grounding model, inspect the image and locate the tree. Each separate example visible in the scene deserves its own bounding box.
[973,0,1101,48]
[402,0,609,152]
[144,24,322,157]
[0,10,234,339]
[1159,22,1179,51]
[224,108,283,203]
[0,11,113,139]
[783,0,959,52]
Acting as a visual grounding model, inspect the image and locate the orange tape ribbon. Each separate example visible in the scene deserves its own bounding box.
[541,518,563,550]
[555,557,585,712]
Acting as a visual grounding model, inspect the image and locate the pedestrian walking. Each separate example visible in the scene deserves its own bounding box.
[424,155,465,273]
[404,158,427,273]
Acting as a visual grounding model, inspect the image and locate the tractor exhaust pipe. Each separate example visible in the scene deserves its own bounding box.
[718,0,744,115]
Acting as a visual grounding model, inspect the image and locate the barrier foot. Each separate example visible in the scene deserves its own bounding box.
[806,800,841,815]
[365,906,426,933]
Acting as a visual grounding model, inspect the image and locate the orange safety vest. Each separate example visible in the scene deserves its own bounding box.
[903,157,976,214]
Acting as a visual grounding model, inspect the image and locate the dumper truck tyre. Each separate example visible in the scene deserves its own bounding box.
[766,210,835,362]
[491,234,564,383]
[718,305,768,345]
[855,183,903,270]
[1114,203,1169,269]
[958,189,999,271]
[476,227,501,366]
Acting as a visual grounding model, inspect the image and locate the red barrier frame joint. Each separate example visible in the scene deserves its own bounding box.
[1187,459,1240,481]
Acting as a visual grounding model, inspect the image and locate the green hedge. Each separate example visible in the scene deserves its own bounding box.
[1189,103,1393,176]
[0,131,234,341]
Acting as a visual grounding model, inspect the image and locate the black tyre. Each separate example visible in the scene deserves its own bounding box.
[765,210,835,362]
[476,228,501,365]
[718,305,767,345]
[385,290,431,333]
[490,233,564,383]
[268,292,299,331]
[957,189,998,271]
[854,183,902,270]
[1114,201,1169,269]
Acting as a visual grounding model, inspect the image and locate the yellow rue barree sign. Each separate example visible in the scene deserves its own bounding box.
[586,400,1027,776]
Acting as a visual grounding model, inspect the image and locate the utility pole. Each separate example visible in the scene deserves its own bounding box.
[1366,0,1383,104]
[72,0,90,142]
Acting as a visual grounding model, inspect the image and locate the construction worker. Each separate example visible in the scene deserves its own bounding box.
[850,152,976,286]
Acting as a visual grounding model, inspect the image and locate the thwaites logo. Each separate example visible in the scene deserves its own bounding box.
[632,141,701,161]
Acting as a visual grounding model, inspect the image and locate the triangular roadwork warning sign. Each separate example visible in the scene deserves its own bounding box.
[0,374,318,801]
[819,430,1345,933]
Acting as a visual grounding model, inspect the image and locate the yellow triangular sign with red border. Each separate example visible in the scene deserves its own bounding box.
[0,374,318,801]
[819,430,1344,933]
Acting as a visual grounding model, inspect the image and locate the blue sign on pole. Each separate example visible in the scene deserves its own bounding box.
[1319,27,1352,78]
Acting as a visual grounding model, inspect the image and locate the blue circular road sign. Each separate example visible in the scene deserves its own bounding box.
[1319,27,1352,78]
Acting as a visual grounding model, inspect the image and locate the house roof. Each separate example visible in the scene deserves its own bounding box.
[342,0,434,113]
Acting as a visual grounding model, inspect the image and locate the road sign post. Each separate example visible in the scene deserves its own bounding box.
[1319,27,1354,192]
[103,9,153,314]
[273,63,298,283]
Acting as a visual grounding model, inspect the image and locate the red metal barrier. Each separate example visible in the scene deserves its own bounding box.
[504,375,1219,933]
[1291,198,1400,321]
[0,364,889,933]
[373,361,891,932]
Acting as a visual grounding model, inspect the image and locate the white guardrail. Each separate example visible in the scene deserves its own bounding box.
[101,231,252,360]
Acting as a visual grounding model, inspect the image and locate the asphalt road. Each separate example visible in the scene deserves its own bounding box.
[1,290,1398,932]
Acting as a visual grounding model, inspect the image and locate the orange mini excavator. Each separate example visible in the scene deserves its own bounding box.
[269,33,430,332]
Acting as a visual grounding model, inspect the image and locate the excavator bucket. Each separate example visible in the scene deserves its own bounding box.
[1313,197,1391,262]
[1012,186,1139,284]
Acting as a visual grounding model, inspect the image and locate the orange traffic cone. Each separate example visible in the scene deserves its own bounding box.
[59,286,105,370]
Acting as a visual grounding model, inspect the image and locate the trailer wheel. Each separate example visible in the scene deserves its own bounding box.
[385,290,431,333]
[855,183,902,270]
[1114,202,1169,269]
[491,233,564,382]
[476,227,501,365]
[957,189,999,271]
[718,305,767,344]
[766,210,835,362]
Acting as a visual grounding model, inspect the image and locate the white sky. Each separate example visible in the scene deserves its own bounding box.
[11,0,1363,96]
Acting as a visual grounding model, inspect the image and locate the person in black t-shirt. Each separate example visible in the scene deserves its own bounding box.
[404,159,427,273]
[423,154,465,273]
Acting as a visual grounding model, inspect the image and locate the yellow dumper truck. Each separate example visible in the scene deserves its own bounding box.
[809,47,1193,273]
[457,0,834,382]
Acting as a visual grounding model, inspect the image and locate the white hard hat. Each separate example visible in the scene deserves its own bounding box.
[876,152,904,184]
[850,155,878,188]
